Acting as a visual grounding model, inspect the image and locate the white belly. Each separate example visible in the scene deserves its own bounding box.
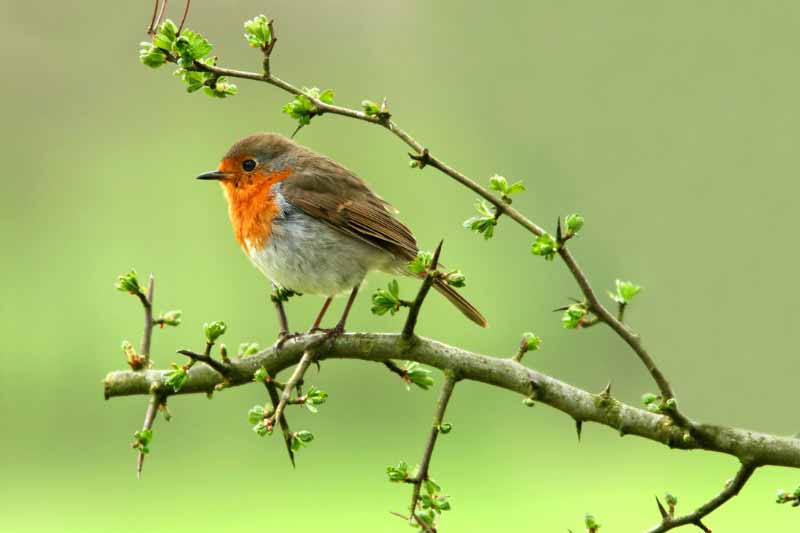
[245,190,399,295]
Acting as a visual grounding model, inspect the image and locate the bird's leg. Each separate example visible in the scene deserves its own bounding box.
[308,296,333,333]
[323,286,359,339]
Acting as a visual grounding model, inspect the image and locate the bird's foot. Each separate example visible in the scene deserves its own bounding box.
[274,331,305,350]
[309,323,346,342]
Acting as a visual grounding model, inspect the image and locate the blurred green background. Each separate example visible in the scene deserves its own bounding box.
[3,1,800,531]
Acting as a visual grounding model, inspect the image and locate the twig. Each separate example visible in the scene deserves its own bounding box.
[402,240,443,339]
[146,0,160,34]
[177,0,190,34]
[266,347,318,433]
[408,372,457,530]
[646,463,758,532]
[154,0,168,31]
[136,392,164,478]
[187,44,676,410]
[139,274,154,365]
[176,348,230,377]
[105,332,800,469]
[263,381,295,466]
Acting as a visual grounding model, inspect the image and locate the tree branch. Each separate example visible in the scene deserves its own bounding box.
[646,463,758,532]
[104,333,800,469]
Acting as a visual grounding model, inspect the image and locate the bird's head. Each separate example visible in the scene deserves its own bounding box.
[197,133,297,194]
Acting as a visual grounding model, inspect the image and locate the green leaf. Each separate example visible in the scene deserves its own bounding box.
[489,174,508,193]
[139,42,168,68]
[361,99,381,115]
[610,279,642,304]
[506,181,525,195]
[386,461,410,482]
[319,89,335,104]
[404,361,434,390]
[253,366,269,382]
[203,78,238,98]
[203,320,227,343]
[243,14,272,49]
[564,213,584,237]
[115,269,142,295]
[585,513,601,530]
[371,281,404,316]
[531,233,558,260]
[157,310,182,327]
[291,430,314,451]
[164,363,188,392]
[247,405,265,425]
[408,251,434,275]
[561,304,588,329]
[463,200,498,240]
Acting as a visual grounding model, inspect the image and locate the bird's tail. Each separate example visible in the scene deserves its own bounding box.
[432,279,488,328]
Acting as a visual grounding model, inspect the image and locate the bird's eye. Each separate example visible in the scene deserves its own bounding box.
[242,159,257,172]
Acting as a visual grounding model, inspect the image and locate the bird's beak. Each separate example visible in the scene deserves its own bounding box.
[196,170,230,181]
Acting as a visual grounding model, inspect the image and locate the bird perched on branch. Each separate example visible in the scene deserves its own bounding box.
[197,133,487,340]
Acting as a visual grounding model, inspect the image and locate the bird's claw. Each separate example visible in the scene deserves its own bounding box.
[274,331,304,350]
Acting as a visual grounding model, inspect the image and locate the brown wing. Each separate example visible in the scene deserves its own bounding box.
[281,150,418,260]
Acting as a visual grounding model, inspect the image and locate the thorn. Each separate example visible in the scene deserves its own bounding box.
[655,496,668,519]
[431,239,444,270]
[290,123,304,139]
[556,216,563,242]
[389,511,409,521]
[600,382,612,397]
[575,419,583,442]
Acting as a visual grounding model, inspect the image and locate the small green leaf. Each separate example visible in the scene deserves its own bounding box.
[164,363,188,392]
[319,89,335,104]
[463,200,498,240]
[408,251,434,275]
[531,233,558,260]
[665,492,678,507]
[203,320,227,343]
[247,405,265,425]
[561,304,588,329]
[116,269,143,295]
[156,310,182,327]
[253,366,269,383]
[371,281,405,316]
[243,14,272,49]
[520,332,541,352]
[642,392,659,405]
[438,423,452,434]
[139,42,168,68]
[564,213,584,237]
[290,430,314,451]
[386,461,410,482]
[585,513,601,530]
[361,99,381,115]
[442,269,466,288]
[404,361,434,390]
[609,279,642,304]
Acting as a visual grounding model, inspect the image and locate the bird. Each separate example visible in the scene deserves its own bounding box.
[197,133,487,340]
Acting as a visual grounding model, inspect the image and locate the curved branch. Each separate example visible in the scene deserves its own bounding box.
[647,463,757,532]
[104,333,800,469]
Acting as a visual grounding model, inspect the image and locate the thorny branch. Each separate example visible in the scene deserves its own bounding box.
[122,8,800,529]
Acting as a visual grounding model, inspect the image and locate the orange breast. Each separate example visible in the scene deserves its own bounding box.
[222,168,293,249]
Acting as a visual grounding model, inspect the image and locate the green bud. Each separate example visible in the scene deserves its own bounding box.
[522,397,536,407]
[290,430,314,451]
[139,42,168,68]
[642,393,659,405]
[243,14,272,49]
[238,342,260,358]
[164,363,188,392]
[438,423,452,434]
[531,233,558,260]
[408,251,434,275]
[520,332,541,352]
[665,492,678,506]
[443,269,466,288]
[132,428,154,454]
[157,310,182,327]
[386,461,410,482]
[361,99,381,115]
[584,513,601,530]
[564,213,584,236]
[203,320,227,343]
[115,269,142,295]
[247,405,265,425]
[663,398,677,410]
[561,304,588,329]
[404,361,434,390]
[609,279,642,305]
[253,366,269,383]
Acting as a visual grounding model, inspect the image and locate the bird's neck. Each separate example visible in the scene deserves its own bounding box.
[222,169,292,250]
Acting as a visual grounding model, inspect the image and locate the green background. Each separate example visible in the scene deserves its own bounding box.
[3,1,799,531]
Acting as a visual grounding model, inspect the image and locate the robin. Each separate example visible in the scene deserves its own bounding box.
[197,133,487,339]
